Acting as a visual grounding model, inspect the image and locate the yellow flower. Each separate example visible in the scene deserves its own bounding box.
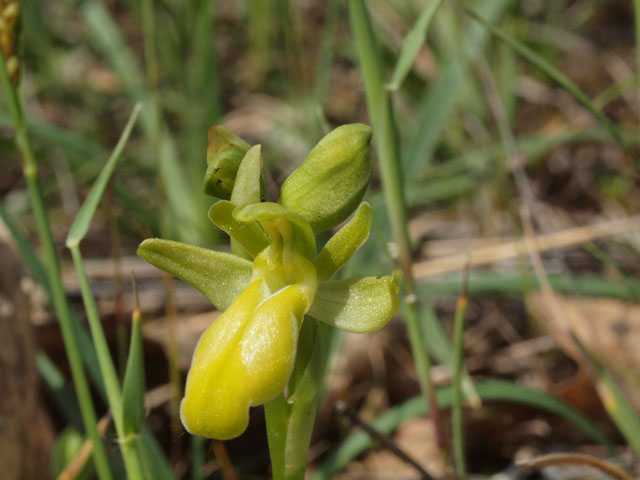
[181,220,317,439]
[138,124,399,440]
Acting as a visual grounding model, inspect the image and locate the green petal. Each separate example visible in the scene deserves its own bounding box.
[208,200,270,258]
[309,274,400,333]
[235,202,316,261]
[137,238,252,311]
[314,202,372,282]
[230,145,267,207]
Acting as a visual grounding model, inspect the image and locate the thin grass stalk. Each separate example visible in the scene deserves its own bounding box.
[0,54,114,480]
[70,247,145,479]
[139,0,182,441]
[461,4,638,171]
[348,0,450,463]
[191,435,205,480]
[451,265,469,478]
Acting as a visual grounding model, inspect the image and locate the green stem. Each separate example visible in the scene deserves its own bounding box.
[120,436,146,480]
[25,172,114,480]
[0,51,114,480]
[70,247,123,421]
[348,0,450,461]
[265,394,287,480]
[283,320,322,480]
[451,275,469,478]
[70,246,145,479]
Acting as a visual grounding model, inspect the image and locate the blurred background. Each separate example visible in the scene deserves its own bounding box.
[1,0,640,478]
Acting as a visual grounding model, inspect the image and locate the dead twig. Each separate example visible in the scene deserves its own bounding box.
[517,452,635,480]
[335,400,435,480]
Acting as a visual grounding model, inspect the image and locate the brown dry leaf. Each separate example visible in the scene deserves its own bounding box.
[336,418,444,480]
[527,293,640,410]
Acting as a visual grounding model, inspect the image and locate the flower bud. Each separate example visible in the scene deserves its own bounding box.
[203,126,250,199]
[279,123,373,232]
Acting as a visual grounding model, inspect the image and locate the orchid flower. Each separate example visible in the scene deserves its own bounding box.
[138,124,399,439]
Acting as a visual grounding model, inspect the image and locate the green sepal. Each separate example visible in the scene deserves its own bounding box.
[208,200,270,258]
[137,238,252,311]
[235,202,317,261]
[314,202,372,282]
[121,306,145,436]
[203,126,250,199]
[279,123,373,233]
[309,273,401,333]
[230,145,263,207]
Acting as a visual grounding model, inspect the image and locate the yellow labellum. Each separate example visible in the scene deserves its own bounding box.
[180,248,316,440]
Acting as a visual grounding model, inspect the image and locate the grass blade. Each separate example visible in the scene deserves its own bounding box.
[403,0,510,174]
[462,5,637,170]
[419,270,640,301]
[79,0,207,243]
[575,337,640,455]
[66,103,141,248]
[0,37,114,480]
[451,266,469,478]
[388,0,446,90]
[122,284,146,436]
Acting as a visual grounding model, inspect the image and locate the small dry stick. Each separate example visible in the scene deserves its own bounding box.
[517,452,635,480]
[58,415,112,480]
[335,400,435,480]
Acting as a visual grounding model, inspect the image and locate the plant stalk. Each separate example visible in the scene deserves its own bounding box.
[348,0,451,464]
[0,49,114,480]
[70,246,145,479]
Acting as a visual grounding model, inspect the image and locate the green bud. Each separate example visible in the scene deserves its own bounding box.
[279,123,373,232]
[203,126,250,199]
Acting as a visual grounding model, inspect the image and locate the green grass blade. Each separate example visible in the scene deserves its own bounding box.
[122,301,146,436]
[350,0,478,414]
[388,0,445,90]
[79,0,207,243]
[0,203,49,288]
[419,270,640,302]
[311,379,609,480]
[403,0,510,174]
[36,352,84,429]
[66,103,141,248]
[575,338,640,455]
[137,428,178,480]
[1,42,114,480]
[70,247,124,428]
[0,203,109,396]
[451,269,469,478]
[462,6,637,170]
[312,0,341,108]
